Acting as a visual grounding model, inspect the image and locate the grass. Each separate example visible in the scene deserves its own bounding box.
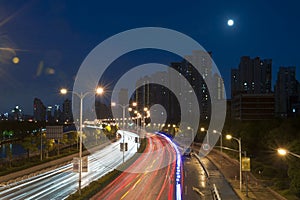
[0,148,79,177]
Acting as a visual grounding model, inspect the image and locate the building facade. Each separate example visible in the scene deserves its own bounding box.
[274,66,299,118]
[231,93,275,120]
[62,99,73,122]
[33,98,46,121]
[231,56,274,120]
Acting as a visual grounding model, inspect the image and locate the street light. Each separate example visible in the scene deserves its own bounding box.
[187,126,194,148]
[226,134,242,191]
[142,107,149,130]
[213,130,223,154]
[111,102,137,129]
[60,86,104,195]
[111,102,137,163]
[200,127,209,145]
[277,148,300,159]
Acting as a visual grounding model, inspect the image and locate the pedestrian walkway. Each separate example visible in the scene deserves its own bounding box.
[207,149,287,200]
[199,156,240,200]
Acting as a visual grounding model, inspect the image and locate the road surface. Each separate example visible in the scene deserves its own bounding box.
[0,131,138,200]
[92,133,179,200]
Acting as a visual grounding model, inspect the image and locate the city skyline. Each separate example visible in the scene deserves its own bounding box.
[1,0,300,114]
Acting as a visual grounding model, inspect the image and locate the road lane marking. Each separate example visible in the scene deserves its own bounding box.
[192,186,204,196]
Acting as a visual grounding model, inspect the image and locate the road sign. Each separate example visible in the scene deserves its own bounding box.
[73,157,79,172]
[46,126,63,139]
[242,157,251,171]
[82,156,88,172]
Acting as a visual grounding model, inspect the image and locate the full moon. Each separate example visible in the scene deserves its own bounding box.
[227,19,234,26]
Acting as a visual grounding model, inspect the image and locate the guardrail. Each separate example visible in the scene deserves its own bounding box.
[191,152,221,200]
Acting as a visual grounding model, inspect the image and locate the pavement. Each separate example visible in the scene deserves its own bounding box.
[199,156,240,200]
[206,149,287,200]
[182,155,213,199]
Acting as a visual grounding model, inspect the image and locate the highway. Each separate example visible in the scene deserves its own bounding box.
[0,131,138,200]
[92,133,180,200]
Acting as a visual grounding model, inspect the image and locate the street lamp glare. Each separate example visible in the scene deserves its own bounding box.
[213,130,217,133]
[132,102,137,107]
[277,148,288,156]
[200,127,205,132]
[96,87,104,94]
[60,88,68,94]
[226,134,232,140]
[111,102,116,107]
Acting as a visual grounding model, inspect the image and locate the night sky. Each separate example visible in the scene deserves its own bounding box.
[0,0,300,114]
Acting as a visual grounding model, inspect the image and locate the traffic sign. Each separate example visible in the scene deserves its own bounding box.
[46,126,63,139]
[242,157,251,171]
[82,156,88,172]
[73,157,79,172]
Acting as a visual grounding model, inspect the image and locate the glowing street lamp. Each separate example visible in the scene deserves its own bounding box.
[60,86,104,195]
[111,101,137,163]
[277,148,300,158]
[226,134,242,191]
[200,127,209,144]
[187,126,194,148]
[213,130,223,154]
[111,102,137,129]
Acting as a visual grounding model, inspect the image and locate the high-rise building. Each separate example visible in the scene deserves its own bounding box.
[11,105,23,121]
[118,88,129,106]
[53,104,62,122]
[231,56,272,97]
[213,73,225,100]
[46,106,54,122]
[231,56,274,120]
[33,98,46,121]
[274,66,299,118]
[133,50,216,125]
[62,99,73,122]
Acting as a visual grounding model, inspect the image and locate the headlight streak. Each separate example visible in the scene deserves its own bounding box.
[157,133,182,200]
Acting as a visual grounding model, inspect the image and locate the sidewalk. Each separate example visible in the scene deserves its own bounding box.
[207,149,287,200]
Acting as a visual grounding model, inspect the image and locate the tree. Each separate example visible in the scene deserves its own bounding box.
[21,135,38,159]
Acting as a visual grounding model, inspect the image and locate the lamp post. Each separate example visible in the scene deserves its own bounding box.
[213,130,223,154]
[226,134,242,191]
[143,107,149,130]
[111,102,137,129]
[111,102,136,163]
[60,87,104,195]
[40,131,43,161]
[200,127,209,145]
[187,126,194,149]
[277,148,300,159]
